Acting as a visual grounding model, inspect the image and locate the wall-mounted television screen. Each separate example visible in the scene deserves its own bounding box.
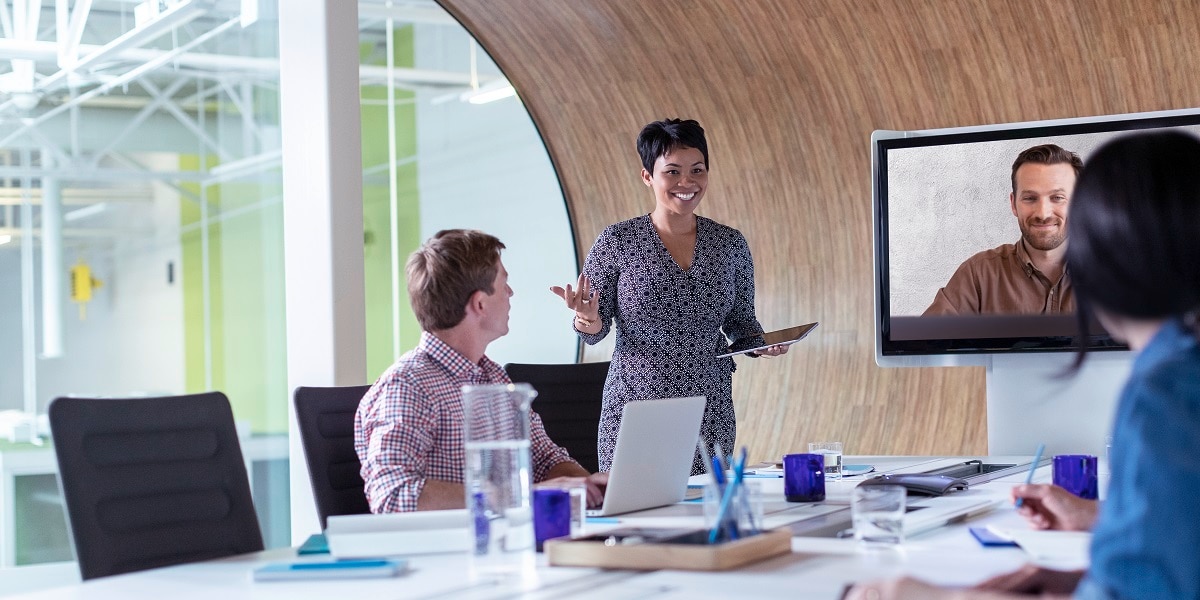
[873,109,1200,366]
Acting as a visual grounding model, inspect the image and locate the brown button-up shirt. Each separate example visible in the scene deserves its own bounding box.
[923,239,1074,316]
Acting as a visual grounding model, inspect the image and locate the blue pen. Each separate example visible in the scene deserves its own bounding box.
[698,440,722,489]
[709,452,742,543]
[711,457,726,486]
[712,442,728,488]
[1014,443,1045,509]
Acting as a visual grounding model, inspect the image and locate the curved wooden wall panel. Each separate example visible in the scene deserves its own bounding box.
[439,0,1200,459]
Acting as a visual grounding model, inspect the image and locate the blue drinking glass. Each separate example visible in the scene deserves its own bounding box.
[1052,454,1099,500]
[532,488,572,551]
[783,453,826,502]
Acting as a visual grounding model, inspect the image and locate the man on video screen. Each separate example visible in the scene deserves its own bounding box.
[923,144,1082,316]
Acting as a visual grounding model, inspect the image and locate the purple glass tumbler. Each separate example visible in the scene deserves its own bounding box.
[1052,454,1099,500]
[784,453,826,502]
[533,488,572,551]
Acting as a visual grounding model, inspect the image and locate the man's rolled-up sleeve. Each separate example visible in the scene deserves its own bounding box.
[355,377,436,512]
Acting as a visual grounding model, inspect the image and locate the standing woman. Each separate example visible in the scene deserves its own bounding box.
[848,131,1200,599]
[552,118,788,475]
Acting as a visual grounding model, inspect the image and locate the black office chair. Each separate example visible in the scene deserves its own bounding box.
[48,392,264,580]
[293,385,373,529]
[504,361,609,473]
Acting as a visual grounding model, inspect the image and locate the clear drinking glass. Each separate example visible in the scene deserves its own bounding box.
[462,383,537,580]
[808,441,844,480]
[851,484,906,547]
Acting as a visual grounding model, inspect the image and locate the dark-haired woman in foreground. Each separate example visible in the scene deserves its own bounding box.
[849,131,1200,599]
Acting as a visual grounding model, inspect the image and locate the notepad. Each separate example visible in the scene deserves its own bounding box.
[994,528,1092,569]
[253,558,408,581]
[325,510,469,557]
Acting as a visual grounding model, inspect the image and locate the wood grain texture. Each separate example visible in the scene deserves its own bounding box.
[438,0,1200,460]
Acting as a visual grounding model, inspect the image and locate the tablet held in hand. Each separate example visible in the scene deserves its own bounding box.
[717,322,818,358]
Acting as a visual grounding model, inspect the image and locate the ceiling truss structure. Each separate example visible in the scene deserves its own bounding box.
[0,0,496,241]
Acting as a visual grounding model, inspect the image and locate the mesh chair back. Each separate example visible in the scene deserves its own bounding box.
[49,392,264,580]
[504,361,609,473]
[293,385,372,528]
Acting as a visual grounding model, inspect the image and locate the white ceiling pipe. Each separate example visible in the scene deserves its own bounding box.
[55,0,67,64]
[19,147,38,421]
[206,148,280,178]
[58,0,94,68]
[0,165,204,182]
[0,226,153,239]
[0,37,490,86]
[40,150,64,359]
[0,2,13,39]
[0,15,240,149]
[358,3,455,25]
[0,192,152,203]
[38,0,211,93]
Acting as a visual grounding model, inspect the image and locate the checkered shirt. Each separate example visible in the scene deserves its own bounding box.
[354,332,577,512]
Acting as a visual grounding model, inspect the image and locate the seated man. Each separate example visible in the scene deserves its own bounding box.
[924,144,1082,315]
[355,229,605,512]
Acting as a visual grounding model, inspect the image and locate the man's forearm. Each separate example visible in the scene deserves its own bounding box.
[416,478,466,510]
[411,463,588,511]
[543,460,589,480]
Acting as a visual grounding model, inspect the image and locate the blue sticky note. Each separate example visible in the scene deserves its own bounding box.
[969,526,1019,547]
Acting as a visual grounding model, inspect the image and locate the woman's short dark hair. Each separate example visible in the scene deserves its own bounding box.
[1010,143,1084,194]
[406,229,505,331]
[1068,130,1200,341]
[637,118,709,174]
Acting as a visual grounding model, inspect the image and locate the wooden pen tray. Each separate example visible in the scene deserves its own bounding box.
[544,527,791,571]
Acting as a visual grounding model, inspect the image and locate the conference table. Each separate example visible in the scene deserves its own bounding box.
[5,456,1093,600]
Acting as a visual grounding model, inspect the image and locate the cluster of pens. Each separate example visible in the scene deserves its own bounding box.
[703,443,763,543]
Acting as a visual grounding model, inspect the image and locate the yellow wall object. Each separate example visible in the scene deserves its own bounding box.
[70,262,103,320]
[70,263,93,303]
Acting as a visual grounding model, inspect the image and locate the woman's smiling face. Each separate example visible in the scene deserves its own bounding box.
[643,146,708,215]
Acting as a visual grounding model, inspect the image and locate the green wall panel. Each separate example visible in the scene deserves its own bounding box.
[362,25,422,379]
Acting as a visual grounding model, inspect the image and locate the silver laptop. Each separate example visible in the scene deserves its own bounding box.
[586,396,706,517]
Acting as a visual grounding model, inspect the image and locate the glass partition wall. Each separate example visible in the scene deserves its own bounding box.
[357,2,577,372]
[0,0,575,579]
[0,0,290,569]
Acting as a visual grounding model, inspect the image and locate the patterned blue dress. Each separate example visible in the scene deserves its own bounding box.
[576,214,765,474]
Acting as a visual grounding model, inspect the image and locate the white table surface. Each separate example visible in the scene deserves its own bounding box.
[5,455,1091,600]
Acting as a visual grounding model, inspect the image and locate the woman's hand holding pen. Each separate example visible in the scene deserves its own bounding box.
[1011,484,1098,531]
[551,273,601,333]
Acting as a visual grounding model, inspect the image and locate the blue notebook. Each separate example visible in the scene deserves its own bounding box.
[297,533,329,555]
[253,558,407,581]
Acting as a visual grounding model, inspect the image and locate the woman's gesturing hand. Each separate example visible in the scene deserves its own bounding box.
[550,273,600,320]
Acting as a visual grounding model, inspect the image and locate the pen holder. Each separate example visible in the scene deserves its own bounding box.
[545,527,792,571]
[703,480,764,540]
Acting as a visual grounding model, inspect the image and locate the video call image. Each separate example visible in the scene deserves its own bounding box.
[885,124,1200,319]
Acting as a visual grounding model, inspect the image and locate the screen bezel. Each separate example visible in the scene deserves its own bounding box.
[873,108,1200,366]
